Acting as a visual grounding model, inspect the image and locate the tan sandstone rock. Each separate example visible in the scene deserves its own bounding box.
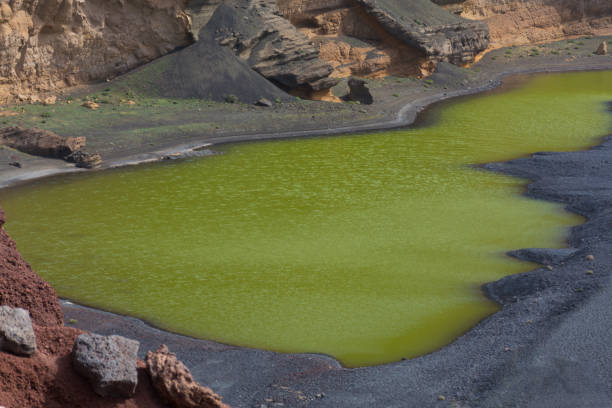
[146,345,230,408]
[0,126,85,158]
[0,0,192,103]
[81,101,99,110]
[595,41,608,55]
[443,0,612,48]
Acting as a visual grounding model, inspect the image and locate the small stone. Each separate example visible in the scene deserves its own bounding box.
[438,395,446,401]
[64,150,102,169]
[43,96,57,105]
[595,41,607,55]
[255,98,273,107]
[586,254,595,261]
[585,270,594,275]
[8,161,21,168]
[72,333,139,398]
[81,101,99,110]
[546,265,553,270]
[0,306,36,356]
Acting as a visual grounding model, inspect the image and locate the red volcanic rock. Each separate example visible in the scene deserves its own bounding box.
[0,207,63,327]
[146,345,230,408]
[0,325,165,408]
[0,207,166,408]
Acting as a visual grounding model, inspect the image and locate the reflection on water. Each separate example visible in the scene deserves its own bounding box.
[2,71,611,366]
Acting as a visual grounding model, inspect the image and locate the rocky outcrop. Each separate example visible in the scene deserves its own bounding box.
[347,77,373,104]
[441,0,612,48]
[204,0,338,95]
[72,333,140,398]
[0,126,103,167]
[356,0,490,65]
[277,0,489,81]
[0,0,192,103]
[596,41,608,55]
[0,306,36,356]
[146,344,230,408]
[0,126,85,158]
[279,0,432,79]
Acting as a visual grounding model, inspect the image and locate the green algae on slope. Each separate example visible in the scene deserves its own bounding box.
[2,70,611,367]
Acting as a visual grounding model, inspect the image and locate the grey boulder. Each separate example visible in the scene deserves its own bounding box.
[72,333,139,398]
[0,306,36,356]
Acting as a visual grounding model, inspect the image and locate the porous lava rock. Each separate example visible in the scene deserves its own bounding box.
[0,126,85,159]
[72,333,140,398]
[0,306,36,356]
[146,344,230,408]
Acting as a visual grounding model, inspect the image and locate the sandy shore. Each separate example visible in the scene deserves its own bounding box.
[3,38,612,407]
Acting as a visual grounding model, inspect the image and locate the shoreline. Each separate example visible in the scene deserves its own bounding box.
[3,57,612,190]
[4,49,612,406]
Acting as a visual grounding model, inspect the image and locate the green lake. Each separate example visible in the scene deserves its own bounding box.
[2,71,611,367]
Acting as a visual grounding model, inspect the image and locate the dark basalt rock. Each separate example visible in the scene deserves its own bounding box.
[72,333,139,398]
[347,78,374,105]
[507,248,580,266]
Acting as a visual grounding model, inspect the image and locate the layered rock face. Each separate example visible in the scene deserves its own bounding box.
[277,0,489,79]
[0,0,192,102]
[202,0,338,95]
[436,0,612,48]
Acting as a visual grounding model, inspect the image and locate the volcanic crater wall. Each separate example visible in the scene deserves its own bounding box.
[435,0,612,47]
[0,0,192,103]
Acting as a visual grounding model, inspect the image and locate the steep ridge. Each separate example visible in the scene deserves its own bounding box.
[435,0,612,48]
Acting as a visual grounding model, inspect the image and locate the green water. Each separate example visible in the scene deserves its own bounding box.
[2,71,611,367]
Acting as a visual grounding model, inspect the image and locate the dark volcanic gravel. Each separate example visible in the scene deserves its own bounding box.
[64,125,612,407]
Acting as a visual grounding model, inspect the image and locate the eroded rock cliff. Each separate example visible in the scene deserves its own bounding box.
[0,0,192,102]
[435,0,612,48]
[277,0,489,79]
